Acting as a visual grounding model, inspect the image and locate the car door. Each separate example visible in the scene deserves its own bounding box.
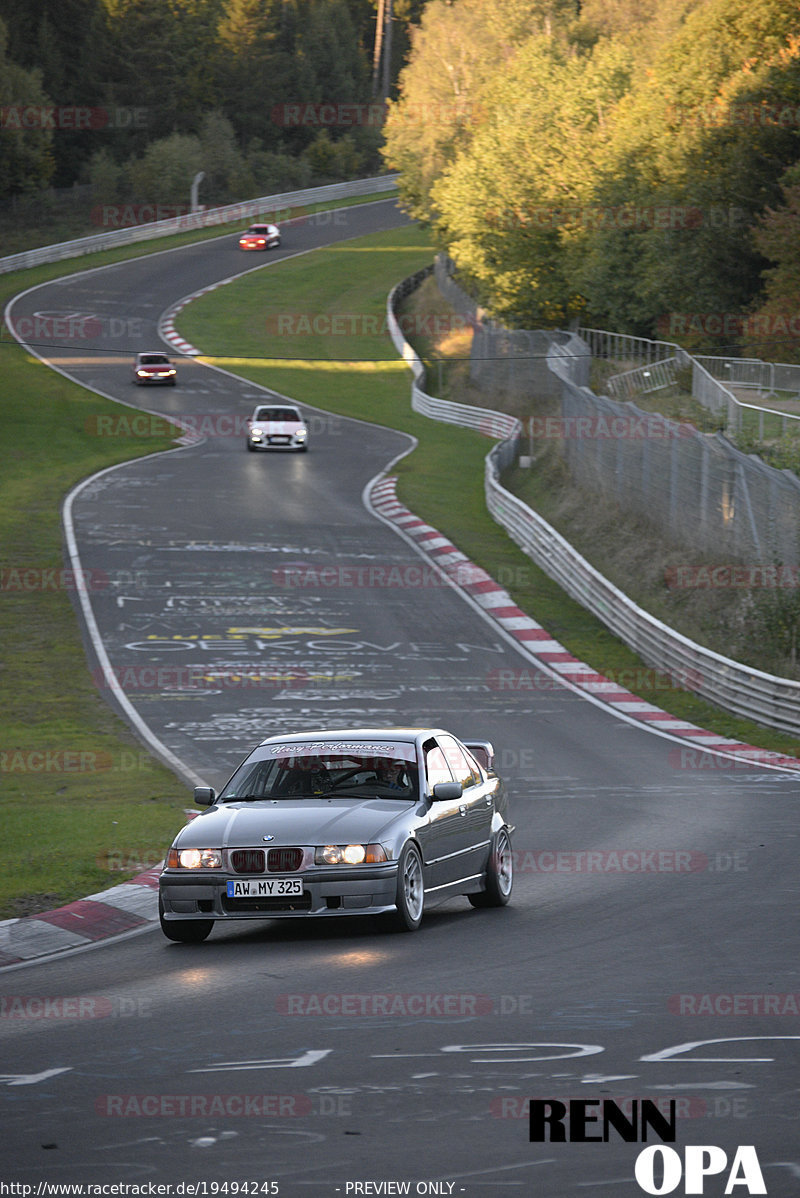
[437,734,495,882]
[416,738,468,891]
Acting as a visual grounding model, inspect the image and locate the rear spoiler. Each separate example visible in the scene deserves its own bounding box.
[464,740,495,771]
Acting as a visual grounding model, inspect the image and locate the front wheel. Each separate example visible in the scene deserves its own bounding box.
[159,896,214,943]
[388,842,424,932]
[468,827,513,908]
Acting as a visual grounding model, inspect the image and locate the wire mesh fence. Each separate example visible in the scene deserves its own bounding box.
[551,379,800,566]
[419,259,800,567]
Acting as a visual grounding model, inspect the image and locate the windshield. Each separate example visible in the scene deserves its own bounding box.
[253,407,300,422]
[220,743,419,801]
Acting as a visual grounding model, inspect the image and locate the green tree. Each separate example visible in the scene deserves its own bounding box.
[571,0,800,336]
[125,131,203,204]
[431,35,633,325]
[97,0,223,143]
[381,0,576,222]
[84,147,125,203]
[0,17,55,198]
[747,161,800,362]
[215,0,299,149]
[197,111,252,203]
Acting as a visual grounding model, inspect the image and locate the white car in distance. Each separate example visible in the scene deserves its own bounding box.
[246,404,308,453]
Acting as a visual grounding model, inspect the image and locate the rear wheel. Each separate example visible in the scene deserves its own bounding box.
[469,828,513,908]
[159,896,214,943]
[389,842,424,932]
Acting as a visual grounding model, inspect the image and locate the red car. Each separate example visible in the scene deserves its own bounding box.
[132,352,177,386]
[238,223,281,251]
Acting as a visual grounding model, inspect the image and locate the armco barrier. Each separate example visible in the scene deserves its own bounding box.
[387,267,520,443]
[0,175,398,276]
[387,269,800,738]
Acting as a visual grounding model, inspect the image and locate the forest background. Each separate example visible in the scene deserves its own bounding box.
[2,0,800,354]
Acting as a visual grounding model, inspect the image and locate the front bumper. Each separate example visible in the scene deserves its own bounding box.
[159,864,399,920]
[239,240,279,250]
[248,435,307,450]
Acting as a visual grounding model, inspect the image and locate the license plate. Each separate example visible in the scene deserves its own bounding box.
[269,436,290,444]
[227,877,303,898]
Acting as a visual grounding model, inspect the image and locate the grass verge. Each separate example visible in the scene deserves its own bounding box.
[0,190,396,920]
[177,225,800,759]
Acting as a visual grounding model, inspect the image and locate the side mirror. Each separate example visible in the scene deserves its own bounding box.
[432,781,463,802]
[464,740,494,770]
[193,786,216,806]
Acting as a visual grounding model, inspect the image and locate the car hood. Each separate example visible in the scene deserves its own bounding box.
[174,797,415,849]
[251,420,305,432]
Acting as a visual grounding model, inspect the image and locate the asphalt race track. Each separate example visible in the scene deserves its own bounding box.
[2,199,799,1195]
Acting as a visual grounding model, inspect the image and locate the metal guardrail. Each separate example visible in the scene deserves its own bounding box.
[0,175,399,276]
[387,269,519,441]
[485,467,800,735]
[388,271,800,737]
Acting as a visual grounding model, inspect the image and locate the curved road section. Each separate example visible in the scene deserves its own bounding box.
[1,199,798,1193]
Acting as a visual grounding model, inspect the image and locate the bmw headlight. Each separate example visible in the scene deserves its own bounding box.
[167,847,222,869]
[315,843,387,865]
